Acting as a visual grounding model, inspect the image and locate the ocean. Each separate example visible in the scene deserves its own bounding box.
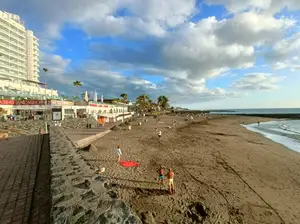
[209,108,300,114]
[242,120,300,153]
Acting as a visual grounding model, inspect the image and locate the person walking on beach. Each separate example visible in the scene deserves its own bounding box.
[166,168,175,194]
[116,145,122,162]
[158,130,162,139]
[157,165,165,188]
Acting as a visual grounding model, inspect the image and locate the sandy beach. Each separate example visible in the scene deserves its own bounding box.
[80,115,300,224]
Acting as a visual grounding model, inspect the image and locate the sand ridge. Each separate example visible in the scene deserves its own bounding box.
[80,115,300,224]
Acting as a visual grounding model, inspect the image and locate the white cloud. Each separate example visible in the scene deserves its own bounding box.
[2,0,298,106]
[216,12,296,46]
[266,32,300,70]
[160,12,292,81]
[232,73,285,90]
[39,52,71,85]
[205,0,300,14]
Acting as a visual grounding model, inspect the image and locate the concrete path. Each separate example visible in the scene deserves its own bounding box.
[63,121,124,148]
[0,135,51,224]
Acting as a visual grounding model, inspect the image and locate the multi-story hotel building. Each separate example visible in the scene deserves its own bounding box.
[0,11,58,98]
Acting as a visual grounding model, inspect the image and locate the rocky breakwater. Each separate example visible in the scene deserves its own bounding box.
[0,120,46,137]
[61,117,99,129]
[49,127,141,223]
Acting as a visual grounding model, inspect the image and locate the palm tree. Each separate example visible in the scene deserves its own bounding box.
[61,95,68,100]
[120,93,128,103]
[136,94,151,112]
[73,81,82,99]
[157,95,169,111]
[73,96,80,101]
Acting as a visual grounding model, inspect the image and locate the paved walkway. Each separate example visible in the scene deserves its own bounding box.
[63,121,124,148]
[0,135,51,224]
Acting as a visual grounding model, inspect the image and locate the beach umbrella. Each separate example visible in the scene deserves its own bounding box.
[84,91,89,102]
[93,91,98,102]
[101,95,104,103]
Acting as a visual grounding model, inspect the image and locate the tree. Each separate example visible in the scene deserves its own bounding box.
[120,93,128,103]
[73,81,82,98]
[73,96,80,101]
[157,95,169,111]
[61,95,68,100]
[136,94,151,112]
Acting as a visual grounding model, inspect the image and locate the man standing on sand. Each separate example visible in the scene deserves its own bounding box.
[157,165,164,188]
[166,168,175,194]
[116,145,122,162]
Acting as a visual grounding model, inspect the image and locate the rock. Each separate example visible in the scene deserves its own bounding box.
[141,211,156,224]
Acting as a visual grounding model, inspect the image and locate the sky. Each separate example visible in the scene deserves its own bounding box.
[1,0,300,109]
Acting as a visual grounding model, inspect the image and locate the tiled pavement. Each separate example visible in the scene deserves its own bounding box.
[0,135,51,224]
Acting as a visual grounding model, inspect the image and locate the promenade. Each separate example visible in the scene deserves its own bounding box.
[0,135,51,224]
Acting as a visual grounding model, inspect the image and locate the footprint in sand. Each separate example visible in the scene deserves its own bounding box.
[74,180,91,189]
[53,206,67,217]
[53,194,73,205]
[81,190,96,200]
[75,210,94,224]
[107,190,118,199]
[52,179,65,188]
[66,171,76,176]
[72,205,84,216]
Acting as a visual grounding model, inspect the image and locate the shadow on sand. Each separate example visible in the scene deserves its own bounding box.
[121,185,169,197]
[108,176,157,185]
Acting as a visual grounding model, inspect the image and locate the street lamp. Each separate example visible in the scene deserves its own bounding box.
[43,68,48,132]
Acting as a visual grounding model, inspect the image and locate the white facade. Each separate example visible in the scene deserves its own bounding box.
[0,11,56,98]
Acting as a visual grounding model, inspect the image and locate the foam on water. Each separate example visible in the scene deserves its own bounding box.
[242,120,300,153]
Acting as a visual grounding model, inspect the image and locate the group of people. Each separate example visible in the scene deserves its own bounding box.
[115,148,175,195]
[112,115,175,195]
[157,165,175,194]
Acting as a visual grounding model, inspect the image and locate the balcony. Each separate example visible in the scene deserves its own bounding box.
[0,40,9,50]
[0,32,10,42]
[10,28,25,40]
[0,62,10,70]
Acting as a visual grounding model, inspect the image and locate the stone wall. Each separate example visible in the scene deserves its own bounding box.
[49,127,141,223]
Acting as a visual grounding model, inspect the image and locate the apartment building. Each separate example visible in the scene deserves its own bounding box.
[0,11,58,98]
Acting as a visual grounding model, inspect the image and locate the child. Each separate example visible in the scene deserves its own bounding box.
[157,165,164,187]
[166,168,175,194]
[116,145,122,162]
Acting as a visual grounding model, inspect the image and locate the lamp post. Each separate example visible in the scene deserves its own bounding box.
[43,68,48,132]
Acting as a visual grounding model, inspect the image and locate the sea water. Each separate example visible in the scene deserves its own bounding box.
[210,108,300,114]
[242,120,300,153]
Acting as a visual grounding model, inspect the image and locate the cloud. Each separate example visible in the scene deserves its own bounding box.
[90,12,294,82]
[215,12,295,46]
[43,57,240,103]
[232,73,285,90]
[39,52,71,85]
[265,32,300,70]
[1,0,196,40]
[2,0,297,106]
[205,0,300,14]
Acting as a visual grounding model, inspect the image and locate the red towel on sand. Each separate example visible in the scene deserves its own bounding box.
[120,161,140,167]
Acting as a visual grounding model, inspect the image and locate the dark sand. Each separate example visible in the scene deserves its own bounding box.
[80,115,300,224]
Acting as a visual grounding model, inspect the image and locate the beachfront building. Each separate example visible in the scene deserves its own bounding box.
[0,99,132,122]
[0,11,58,99]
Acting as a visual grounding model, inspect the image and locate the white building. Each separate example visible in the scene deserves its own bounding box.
[0,11,58,98]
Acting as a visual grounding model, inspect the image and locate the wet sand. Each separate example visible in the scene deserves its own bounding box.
[80,115,300,224]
